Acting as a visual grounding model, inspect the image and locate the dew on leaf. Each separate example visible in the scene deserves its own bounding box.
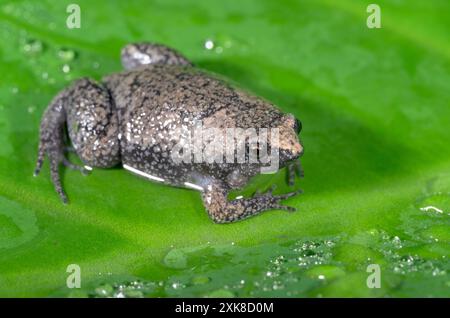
[23,39,44,56]
[94,284,113,297]
[191,275,211,285]
[204,39,214,50]
[57,48,76,62]
[62,64,71,73]
[163,248,188,269]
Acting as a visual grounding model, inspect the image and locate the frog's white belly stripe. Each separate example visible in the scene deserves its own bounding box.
[184,182,204,191]
[123,164,165,182]
[122,164,205,191]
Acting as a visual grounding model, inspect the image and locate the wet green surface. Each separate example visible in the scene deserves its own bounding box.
[0,0,449,297]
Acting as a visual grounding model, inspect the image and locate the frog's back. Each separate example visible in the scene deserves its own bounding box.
[102,64,285,186]
[103,64,282,128]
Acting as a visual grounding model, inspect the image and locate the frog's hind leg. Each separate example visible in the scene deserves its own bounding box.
[121,42,193,70]
[34,95,70,203]
[35,78,120,203]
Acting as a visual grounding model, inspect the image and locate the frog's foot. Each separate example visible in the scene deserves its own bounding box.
[121,42,193,70]
[201,182,303,224]
[34,99,68,203]
[287,159,304,186]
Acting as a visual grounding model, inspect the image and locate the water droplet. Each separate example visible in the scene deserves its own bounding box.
[391,236,402,248]
[204,39,214,50]
[11,87,19,94]
[27,105,36,114]
[62,64,71,73]
[171,281,185,289]
[191,276,211,285]
[163,248,188,269]
[23,39,44,56]
[57,48,76,62]
[95,284,113,297]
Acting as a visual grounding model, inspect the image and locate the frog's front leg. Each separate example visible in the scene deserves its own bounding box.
[201,181,303,224]
[35,78,120,203]
[121,42,193,70]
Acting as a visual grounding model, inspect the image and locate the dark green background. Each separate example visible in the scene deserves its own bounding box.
[0,0,449,297]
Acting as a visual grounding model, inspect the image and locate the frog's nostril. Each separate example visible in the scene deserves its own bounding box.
[294,118,302,134]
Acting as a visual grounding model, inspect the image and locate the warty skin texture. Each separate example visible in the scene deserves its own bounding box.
[35,42,304,223]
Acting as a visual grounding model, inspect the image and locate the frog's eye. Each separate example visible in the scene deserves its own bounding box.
[293,118,302,134]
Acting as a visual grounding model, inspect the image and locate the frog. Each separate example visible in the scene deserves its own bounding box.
[34,42,304,223]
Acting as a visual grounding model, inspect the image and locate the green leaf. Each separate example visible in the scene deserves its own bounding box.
[0,0,449,297]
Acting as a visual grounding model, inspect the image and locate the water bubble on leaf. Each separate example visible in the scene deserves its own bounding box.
[57,48,76,62]
[62,64,71,73]
[191,276,211,285]
[95,284,113,297]
[23,39,44,56]
[171,281,185,289]
[11,87,19,94]
[27,106,36,114]
[391,236,402,249]
[272,281,285,290]
[431,268,446,277]
[163,248,188,269]
[204,39,214,50]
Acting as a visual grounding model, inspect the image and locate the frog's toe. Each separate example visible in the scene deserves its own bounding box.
[63,158,90,176]
[287,163,296,186]
[255,186,303,213]
[33,148,45,177]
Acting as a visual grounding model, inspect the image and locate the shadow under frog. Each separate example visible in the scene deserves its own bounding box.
[34,42,304,223]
